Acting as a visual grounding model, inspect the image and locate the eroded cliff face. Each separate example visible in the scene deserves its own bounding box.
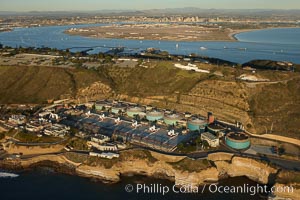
[76,158,220,186]
[0,151,282,192]
[181,80,251,124]
[208,152,278,185]
[75,157,219,186]
[273,170,300,200]
[213,157,278,184]
[174,168,219,186]
[76,81,112,101]
[75,152,279,187]
[76,164,120,182]
[273,183,300,200]
[0,151,279,188]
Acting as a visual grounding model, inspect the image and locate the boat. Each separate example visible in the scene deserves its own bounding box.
[0,172,19,178]
[200,46,207,50]
[176,43,179,49]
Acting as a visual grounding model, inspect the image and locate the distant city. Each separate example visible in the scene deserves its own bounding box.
[0,5,299,200]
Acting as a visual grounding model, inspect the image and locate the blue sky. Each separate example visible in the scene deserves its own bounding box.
[1,0,300,11]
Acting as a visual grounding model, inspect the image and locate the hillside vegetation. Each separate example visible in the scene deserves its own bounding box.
[99,61,208,96]
[0,63,299,139]
[0,66,106,103]
[249,78,300,138]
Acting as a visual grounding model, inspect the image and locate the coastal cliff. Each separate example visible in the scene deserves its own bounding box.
[213,156,277,184]
[3,150,300,199]
[0,151,278,187]
[76,158,219,186]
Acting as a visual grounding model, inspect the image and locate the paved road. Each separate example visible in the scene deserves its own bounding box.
[247,145,274,155]
[20,151,64,159]
[1,146,299,171]
[245,75,300,86]
[242,152,300,171]
[9,138,67,146]
[3,136,300,171]
[118,145,300,171]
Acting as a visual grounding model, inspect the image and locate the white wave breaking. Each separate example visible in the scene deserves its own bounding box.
[0,172,19,178]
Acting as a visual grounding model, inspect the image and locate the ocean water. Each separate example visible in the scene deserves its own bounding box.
[0,24,299,64]
[235,28,300,45]
[0,169,268,200]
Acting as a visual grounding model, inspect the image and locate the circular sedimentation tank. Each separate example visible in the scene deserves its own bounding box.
[126,107,145,118]
[111,106,125,114]
[164,114,181,126]
[225,132,250,150]
[146,110,164,122]
[95,102,110,111]
[207,123,226,134]
[187,118,207,132]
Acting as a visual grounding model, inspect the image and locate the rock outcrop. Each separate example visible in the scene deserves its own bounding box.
[75,158,219,186]
[215,157,277,184]
[273,183,300,200]
[0,151,280,187]
[175,168,219,186]
[76,165,120,182]
[76,81,112,101]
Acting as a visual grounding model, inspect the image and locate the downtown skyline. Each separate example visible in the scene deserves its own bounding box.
[1,0,300,12]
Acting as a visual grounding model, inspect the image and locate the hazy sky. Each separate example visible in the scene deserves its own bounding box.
[1,0,300,11]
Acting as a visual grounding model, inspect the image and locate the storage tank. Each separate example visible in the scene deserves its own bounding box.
[95,102,110,111]
[164,114,181,126]
[187,118,207,132]
[207,123,226,134]
[111,105,126,114]
[146,110,164,122]
[126,107,145,118]
[225,132,250,150]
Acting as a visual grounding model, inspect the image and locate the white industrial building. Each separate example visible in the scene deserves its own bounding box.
[201,132,220,148]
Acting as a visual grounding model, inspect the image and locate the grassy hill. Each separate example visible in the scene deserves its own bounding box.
[249,78,300,138]
[0,66,106,103]
[0,63,299,139]
[99,61,209,96]
[243,60,299,72]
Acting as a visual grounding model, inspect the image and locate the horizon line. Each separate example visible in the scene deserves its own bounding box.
[1,7,300,13]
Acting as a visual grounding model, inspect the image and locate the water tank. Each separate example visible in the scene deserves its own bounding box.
[126,107,145,118]
[207,123,226,134]
[146,110,164,122]
[164,114,181,126]
[187,118,207,132]
[225,132,250,150]
[111,105,126,114]
[95,102,109,111]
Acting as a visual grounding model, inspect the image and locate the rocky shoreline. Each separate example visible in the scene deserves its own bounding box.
[0,152,277,185]
[0,151,299,199]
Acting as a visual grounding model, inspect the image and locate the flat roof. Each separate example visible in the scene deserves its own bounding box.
[68,114,194,151]
[202,132,218,140]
